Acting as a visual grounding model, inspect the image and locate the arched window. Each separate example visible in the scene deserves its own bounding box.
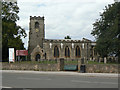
[54,46,59,58]
[76,46,80,57]
[65,46,70,57]
[35,22,39,28]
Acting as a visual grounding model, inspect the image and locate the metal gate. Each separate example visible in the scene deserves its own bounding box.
[63,58,86,72]
[64,59,78,71]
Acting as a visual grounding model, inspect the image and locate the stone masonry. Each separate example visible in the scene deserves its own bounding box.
[28,16,97,61]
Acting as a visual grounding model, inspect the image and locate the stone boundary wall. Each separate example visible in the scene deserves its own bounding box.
[2,63,58,71]
[1,62,118,73]
[86,64,118,73]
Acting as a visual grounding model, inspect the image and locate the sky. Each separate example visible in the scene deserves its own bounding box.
[17,0,114,49]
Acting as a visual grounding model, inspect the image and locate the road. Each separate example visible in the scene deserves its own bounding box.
[2,71,118,88]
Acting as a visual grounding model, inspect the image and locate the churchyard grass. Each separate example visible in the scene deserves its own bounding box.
[64,60,78,64]
[87,61,118,64]
[2,60,118,64]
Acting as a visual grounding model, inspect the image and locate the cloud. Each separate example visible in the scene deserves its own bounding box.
[17,0,114,49]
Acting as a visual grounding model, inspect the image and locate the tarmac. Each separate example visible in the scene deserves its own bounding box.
[1,70,119,78]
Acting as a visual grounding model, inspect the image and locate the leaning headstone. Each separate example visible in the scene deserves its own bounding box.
[104,57,107,64]
[99,58,102,63]
[90,58,92,61]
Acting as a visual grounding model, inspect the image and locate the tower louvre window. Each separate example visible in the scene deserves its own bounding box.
[35,22,39,28]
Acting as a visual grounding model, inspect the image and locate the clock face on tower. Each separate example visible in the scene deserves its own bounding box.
[36,28,39,32]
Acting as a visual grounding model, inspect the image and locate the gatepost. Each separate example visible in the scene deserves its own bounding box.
[57,58,64,71]
[78,57,86,73]
[78,58,81,72]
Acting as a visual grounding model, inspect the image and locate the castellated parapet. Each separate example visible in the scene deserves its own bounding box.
[30,16,44,20]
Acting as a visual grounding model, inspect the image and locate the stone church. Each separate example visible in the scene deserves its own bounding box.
[28,16,97,61]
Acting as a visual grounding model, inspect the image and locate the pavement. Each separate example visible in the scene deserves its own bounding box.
[1,70,118,78]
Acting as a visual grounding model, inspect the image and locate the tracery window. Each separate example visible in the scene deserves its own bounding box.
[65,46,70,57]
[54,46,59,58]
[76,46,81,57]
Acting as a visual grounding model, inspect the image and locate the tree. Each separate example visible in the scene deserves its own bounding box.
[64,35,71,39]
[2,1,27,61]
[91,2,120,61]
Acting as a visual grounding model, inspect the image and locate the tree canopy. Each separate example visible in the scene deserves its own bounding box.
[64,35,71,39]
[2,1,27,61]
[91,2,120,59]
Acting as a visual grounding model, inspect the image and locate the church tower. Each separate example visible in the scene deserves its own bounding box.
[28,16,45,57]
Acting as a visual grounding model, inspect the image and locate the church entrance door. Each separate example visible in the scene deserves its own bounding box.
[35,54,41,61]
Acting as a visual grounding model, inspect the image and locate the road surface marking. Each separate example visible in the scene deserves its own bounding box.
[71,80,118,85]
[18,77,52,81]
[1,86,12,88]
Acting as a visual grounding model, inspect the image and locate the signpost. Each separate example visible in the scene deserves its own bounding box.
[16,50,28,61]
[16,50,28,56]
[9,48,15,63]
